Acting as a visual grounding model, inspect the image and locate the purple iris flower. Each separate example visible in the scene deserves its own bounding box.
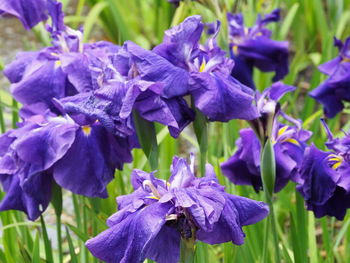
[151,15,259,121]
[0,107,135,220]
[221,123,311,193]
[62,43,194,138]
[221,82,312,192]
[297,121,350,220]
[309,37,350,118]
[227,9,289,89]
[0,0,49,30]
[3,0,118,112]
[86,155,269,263]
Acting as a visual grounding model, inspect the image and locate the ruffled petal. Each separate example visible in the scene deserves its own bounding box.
[189,72,258,121]
[153,15,203,70]
[0,0,48,30]
[126,41,190,98]
[85,202,172,263]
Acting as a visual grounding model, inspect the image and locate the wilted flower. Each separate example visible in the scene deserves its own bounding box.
[309,37,350,118]
[0,0,49,29]
[0,107,135,220]
[227,9,289,89]
[86,155,269,263]
[297,120,350,220]
[151,15,258,121]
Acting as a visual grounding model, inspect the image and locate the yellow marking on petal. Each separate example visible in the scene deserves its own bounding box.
[199,60,206,72]
[232,45,239,56]
[329,157,342,162]
[278,126,289,137]
[282,138,300,146]
[147,195,160,200]
[342,57,350,63]
[50,52,59,57]
[244,27,249,35]
[256,32,263,37]
[55,60,61,68]
[82,125,91,136]
[332,161,342,169]
[328,154,344,169]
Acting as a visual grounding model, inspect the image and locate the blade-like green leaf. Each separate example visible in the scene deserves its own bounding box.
[83,2,109,42]
[31,232,40,263]
[40,216,54,263]
[65,226,78,263]
[133,111,158,170]
[67,223,90,242]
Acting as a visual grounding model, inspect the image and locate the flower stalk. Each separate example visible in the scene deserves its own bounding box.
[180,236,196,263]
[260,139,280,262]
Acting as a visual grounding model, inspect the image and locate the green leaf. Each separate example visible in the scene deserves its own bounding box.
[65,226,78,263]
[279,3,300,40]
[104,0,132,42]
[336,10,350,38]
[40,216,54,263]
[133,111,158,170]
[83,2,109,42]
[308,213,319,263]
[192,106,208,177]
[0,249,7,263]
[18,240,32,263]
[31,232,40,263]
[67,224,90,242]
[260,139,276,200]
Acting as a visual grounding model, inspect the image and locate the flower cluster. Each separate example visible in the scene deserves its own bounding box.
[0,1,262,221]
[86,155,269,263]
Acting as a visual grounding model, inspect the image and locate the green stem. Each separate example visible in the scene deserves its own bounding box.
[11,99,18,129]
[180,238,195,263]
[56,215,63,263]
[0,95,6,133]
[82,197,89,262]
[269,202,280,263]
[260,139,280,262]
[262,217,270,262]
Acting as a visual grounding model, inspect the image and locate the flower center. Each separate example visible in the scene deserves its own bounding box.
[199,60,206,72]
[328,154,344,169]
[272,126,300,146]
[82,125,92,136]
[142,180,161,200]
